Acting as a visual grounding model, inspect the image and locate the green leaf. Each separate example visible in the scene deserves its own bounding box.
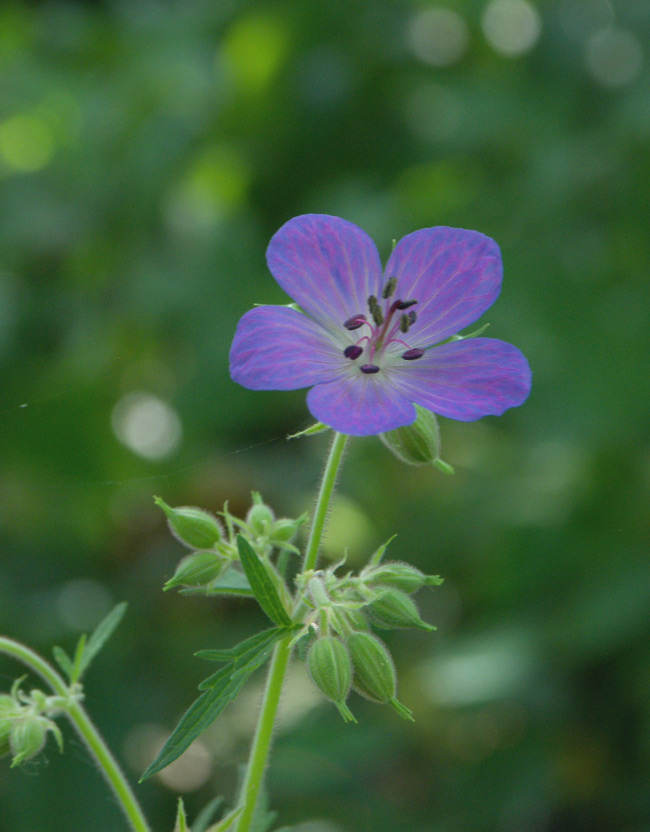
[52,646,73,680]
[179,567,253,598]
[70,633,87,683]
[236,536,292,626]
[287,422,330,439]
[368,534,398,566]
[140,626,295,781]
[174,797,189,832]
[192,797,224,832]
[77,602,127,679]
[197,627,294,690]
[204,806,243,832]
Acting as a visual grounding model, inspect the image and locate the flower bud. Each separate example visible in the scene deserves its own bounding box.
[270,513,308,546]
[155,498,223,550]
[0,694,17,718]
[336,607,371,635]
[246,493,275,537]
[164,550,228,590]
[346,632,414,720]
[379,405,453,471]
[364,562,442,594]
[307,637,356,723]
[367,588,435,631]
[10,719,47,766]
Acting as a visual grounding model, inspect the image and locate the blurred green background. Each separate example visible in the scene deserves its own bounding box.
[1,0,649,830]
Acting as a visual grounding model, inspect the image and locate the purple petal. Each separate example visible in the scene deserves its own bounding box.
[389,338,531,421]
[266,215,383,331]
[307,374,416,436]
[385,227,502,347]
[229,306,343,390]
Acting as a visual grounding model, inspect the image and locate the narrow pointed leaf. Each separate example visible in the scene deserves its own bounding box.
[236,536,292,626]
[205,806,243,832]
[196,627,284,663]
[70,634,87,683]
[52,646,73,680]
[174,797,189,832]
[77,602,127,679]
[192,797,224,832]
[179,568,253,598]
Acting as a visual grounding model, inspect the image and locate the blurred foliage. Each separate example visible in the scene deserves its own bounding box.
[1,0,649,830]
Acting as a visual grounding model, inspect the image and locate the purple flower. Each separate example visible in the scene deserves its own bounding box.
[229,214,531,436]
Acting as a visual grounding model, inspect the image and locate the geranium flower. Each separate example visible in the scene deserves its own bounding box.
[229,214,531,436]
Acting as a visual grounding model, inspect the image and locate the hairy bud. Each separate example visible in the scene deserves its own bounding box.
[364,562,442,594]
[368,588,436,631]
[155,498,223,550]
[346,632,414,720]
[164,550,228,590]
[307,637,356,723]
[246,493,275,537]
[379,405,453,472]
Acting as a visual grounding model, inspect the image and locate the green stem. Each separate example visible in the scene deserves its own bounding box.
[302,431,349,573]
[234,430,349,832]
[0,637,151,832]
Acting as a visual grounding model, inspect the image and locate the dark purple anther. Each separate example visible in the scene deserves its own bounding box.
[395,299,418,310]
[344,345,363,360]
[360,364,380,374]
[344,314,367,330]
[402,349,424,361]
[408,310,417,325]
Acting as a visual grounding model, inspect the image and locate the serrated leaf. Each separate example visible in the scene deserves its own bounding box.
[236,537,292,626]
[77,602,127,679]
[141,627,294,781]
[174,797,189,832]
[196,627,284,663]
[52,646,74,680]
[192,797,224,832]
[197,628,294,690]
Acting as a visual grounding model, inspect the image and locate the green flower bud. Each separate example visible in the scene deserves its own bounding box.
[155,498,223,550]
[364,562,443,594]
[336,607,371,635]
[10,719,47,766]
[246,493,275,537]
[379,405,453,472]
[307,637,356,723]
[164,550,228,590]
[0,694,18,718]
[346,632,414,721]
[270,512,308,546]
[367,588,436,631]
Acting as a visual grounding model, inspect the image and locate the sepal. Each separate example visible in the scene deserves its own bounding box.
[379,405,454,471]
[155,497,224,550]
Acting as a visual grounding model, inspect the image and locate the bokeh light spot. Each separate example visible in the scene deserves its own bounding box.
[222,13,288,93]
[123,724,211,791]
[0,113,55,172]
[56,579,113,632]
[482,0,542,57]
[586,27,643,88]
[407,8,469,67]
[111,392,182,460]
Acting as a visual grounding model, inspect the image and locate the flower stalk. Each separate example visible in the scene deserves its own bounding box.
[234,431,349,832]
[0,637,151,832]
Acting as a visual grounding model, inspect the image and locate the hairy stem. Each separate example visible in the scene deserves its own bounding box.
[234,431,349,832]
[0,637,151,832]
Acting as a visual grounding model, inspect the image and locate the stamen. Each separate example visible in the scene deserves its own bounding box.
[408,310,417,325]
[399,314,409,334]
[343,314,367,330]
[402,349,424,361]
[344,345,363,360]
[395,299,418,310]
[367,295,384,327]
[360,364,380,374]
[382,277,397,299]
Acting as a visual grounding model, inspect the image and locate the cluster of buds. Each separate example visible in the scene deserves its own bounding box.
[298,546,443,723]
[0,680,69,767]
[157,493,307,593]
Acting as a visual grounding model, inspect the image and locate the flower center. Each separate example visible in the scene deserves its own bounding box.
[341,278,424,373]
